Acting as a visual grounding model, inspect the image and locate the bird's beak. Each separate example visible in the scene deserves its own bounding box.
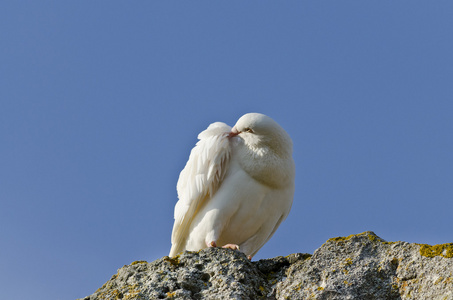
[228,126,240,138]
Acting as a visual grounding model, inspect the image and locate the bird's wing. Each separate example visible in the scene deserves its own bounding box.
[170,122,232,256]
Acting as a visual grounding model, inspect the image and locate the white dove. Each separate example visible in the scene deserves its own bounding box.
[169,113,295,259]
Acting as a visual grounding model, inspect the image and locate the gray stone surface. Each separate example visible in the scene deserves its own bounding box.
[78,232,453,300]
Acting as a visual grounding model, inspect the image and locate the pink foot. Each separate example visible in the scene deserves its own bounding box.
[207,241,241,252]
[222,243,240,251]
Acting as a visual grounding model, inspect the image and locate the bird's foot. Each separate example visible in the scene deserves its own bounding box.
[221,243,240,251]
[207,241,240,251]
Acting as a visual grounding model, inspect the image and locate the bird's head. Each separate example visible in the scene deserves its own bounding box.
[229,113,293,158]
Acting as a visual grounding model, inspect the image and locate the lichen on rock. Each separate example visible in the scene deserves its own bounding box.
[418,243,453,258]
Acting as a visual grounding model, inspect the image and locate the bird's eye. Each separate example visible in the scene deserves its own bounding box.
[244,127,254,133]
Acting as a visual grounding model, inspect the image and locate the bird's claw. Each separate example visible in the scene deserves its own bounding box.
[221,243,240,251]
[207,241,240,251]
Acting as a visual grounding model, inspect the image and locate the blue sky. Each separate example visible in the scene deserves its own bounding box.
[1,1,452,299]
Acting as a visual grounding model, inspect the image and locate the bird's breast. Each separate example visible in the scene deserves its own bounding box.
[232,143,295,190]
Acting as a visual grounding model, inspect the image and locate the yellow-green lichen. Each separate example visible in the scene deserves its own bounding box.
[328,235,354,242]
[434,277,444,285]
[418,243,453,258]
[327,232,378,243]
[164,255,180,266]
[123,284,141,300]
[111,289,124,299]
[131,260,147,265]
[382,241,397,245]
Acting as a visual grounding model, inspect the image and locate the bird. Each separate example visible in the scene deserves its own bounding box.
[169,113,295,259]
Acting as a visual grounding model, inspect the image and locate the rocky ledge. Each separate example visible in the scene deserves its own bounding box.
[78,232,453,299]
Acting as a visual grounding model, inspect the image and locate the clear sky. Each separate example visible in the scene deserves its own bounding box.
[1,1,452,299]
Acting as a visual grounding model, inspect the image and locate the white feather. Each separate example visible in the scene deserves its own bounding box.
[169,113,295,258]
[171,122,231,249]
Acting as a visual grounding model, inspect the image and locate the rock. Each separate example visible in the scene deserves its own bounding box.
[277,232,453,299]
[78,232,453,300]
